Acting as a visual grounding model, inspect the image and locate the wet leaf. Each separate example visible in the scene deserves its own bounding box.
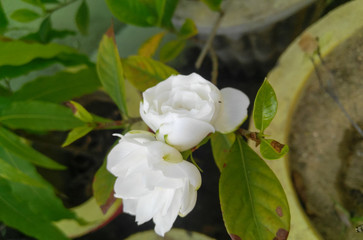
[97,25,128,115]
[10,9,41,23]
[0,127,65,169]
[75,0,89,35]
[0,101,84,131]
[123,55,178,91]
[260,138,289,160]
[253,79,278,133]
[159,39,185,63]
[219,136,290,240]
[138,32,165,58]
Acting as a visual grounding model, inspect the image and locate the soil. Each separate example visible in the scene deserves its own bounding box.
[289,28,363,239]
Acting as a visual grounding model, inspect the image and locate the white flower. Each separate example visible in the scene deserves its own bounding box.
[107,130,202,236]
[140,73,250,151]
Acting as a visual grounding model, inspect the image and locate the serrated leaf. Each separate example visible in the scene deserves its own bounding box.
[253,79,278,132]
[159,39,186,63]
[138,31,165,58]
[104,0,178,29]
[0,38,76,66]
[178,18,198,39]
[11,67,100,102]
[0,127,64,169]
[211,132,236,171]
[219,136,290,240]
[62,125,93,147]
[75,0,89,35]
[92,158,117,214]
[0,1,8,34]
[260,138,289,160]
[201,0,222,11]
[0,180,70,240]
[97,26,128,115]
[10,9,41,23]
[0,157,46,187]
[123,55,178,91]
[0,101,84,131]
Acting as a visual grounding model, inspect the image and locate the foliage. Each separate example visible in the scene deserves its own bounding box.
[0,0,290,239]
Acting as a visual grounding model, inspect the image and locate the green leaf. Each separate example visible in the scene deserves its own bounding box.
[62,125,93,147]
[97,26,128,115]
[159,39,186,63]
[11,67,100,103]
[21,29,76,43]
[104,0,178,29]
[0,148,76,221]
[0,127,65,169]
[66,101,93,122]
[0,1,8,34]
[75,0,89,35]
[138,32,165,58]
[201,0,222,11]
[260,138,289,160]
[178,18,198,39]
[10,9,41,23]
[0,38,76,66]
[38,16,52,43]
[92,157,117,214]
[219,136,290,240]
[210,132,235,171]
[123,55,178,91]
[253,79,278,133]
[0,157,46,187]
[0,52,88,79]
[0,101,84,131]
[0,180,70,240]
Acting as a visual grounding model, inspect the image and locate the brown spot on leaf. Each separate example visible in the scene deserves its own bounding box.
[299,32,318,54]
[223,163,227,168]
[276,206,283,217]
[271,140,284,153]
[65,101,77,114]
[273,228,289,240]
[105,22,117,44]
[229,233,242,240]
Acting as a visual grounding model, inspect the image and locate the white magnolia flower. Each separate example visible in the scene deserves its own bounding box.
[140,73,250,151]
[107,130,202,236]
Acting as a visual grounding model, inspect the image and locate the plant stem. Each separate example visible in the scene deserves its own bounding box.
[46,0,79,14]
[94,117,142,130]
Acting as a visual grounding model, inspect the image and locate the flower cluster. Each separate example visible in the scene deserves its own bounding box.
[107,73,249,236]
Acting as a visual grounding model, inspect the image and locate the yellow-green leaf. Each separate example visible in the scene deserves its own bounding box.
[210,132,235,171]
[138,32,165,58]
[62,125,93,147]
[123,55,178,91]
[178,18,198,39]
[67,101,93,123]
[97,26,128,115]
[260,138,289,160]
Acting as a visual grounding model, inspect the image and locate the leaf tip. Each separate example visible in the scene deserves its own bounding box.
[229,234,241,240]
[105,23,115,41]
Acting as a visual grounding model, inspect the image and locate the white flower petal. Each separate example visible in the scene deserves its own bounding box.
[113,174,150,198]
[177,161,202,189]
[179,182,197,217]
[135,190,165,225]
[122,199,138,215]
[214,87,250,133]
[157,117,215,151]
[153,189,182,236]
